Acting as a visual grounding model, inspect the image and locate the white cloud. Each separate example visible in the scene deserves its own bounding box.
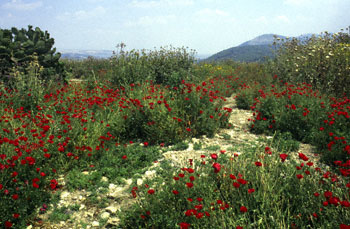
[125,15,176,27]
[276,15,290,23]
[87,0,105,2]
[2,0,42,11]
[196,8,229,17]
[195,8,235,23]
[130,0,194,8]
[283,0,310,5]
[57,6,107,21]
[254,16,268,24]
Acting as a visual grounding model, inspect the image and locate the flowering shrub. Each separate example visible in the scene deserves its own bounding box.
[1,37,349,227]
[0,63,235,227]
[268,31,350,97]
[119,146,350,228]
[245,77,350,165]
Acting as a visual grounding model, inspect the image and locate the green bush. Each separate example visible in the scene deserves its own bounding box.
[0,25,65,86]
[268,31,350,97]
[108,44,196,87]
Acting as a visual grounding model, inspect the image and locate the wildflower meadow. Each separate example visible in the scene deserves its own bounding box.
[0,27,349,228]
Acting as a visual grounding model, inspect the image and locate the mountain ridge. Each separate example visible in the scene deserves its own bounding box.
[204,33,315,62]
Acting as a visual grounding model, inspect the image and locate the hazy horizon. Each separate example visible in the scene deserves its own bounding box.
[1,0,349,56]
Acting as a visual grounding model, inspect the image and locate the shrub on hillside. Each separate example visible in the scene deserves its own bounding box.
[108,44,196,87]
[268,31,350,97]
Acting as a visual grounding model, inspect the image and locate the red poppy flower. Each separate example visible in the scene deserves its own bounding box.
[279,154,288,162]
[237,178,247,185]
[211,154,218,160]
[172,190,179,195]
[255,161,262,167]
[5,221,12,228]
[240,206,248,213]
[298,153,309,161]
[186,182,194,188]
[324,191,333,199]
[248,189,255,194]
[212,162,221,173]
[179,222,191,229]
[341,200,350,207]
[187,168,195,173]
[147,189,155,195]
[296,174,303,179]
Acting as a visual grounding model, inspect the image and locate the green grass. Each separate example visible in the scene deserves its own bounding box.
[204,145,221,151]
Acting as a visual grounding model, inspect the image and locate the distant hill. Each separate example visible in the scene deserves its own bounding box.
[239,34,286,47]
[204,44,276,62]
[60,50,114,60]
[205,34,286,62]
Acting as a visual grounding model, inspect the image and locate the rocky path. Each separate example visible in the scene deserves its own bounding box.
[29,94,317,229]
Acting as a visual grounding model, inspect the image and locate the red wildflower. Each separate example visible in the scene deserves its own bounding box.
[230,174,236,180]
[5,221,12,228]
[211,153,218,160]
[248,189,255,194]
[240,206,248,213]
[237,178,247,185]
[179,222,191,229]
[298,153,309,161]
[187,168,195,173]
[255,161,262,167]
[324,191,333,199]
[212,162,221,173]
[296,174,303,179]
[147,189,155,195]
[341,200,350,207]
[279,154,288,162]
[186,183,194,188]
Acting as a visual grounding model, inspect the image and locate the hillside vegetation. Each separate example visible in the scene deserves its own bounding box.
[0,26,350,228]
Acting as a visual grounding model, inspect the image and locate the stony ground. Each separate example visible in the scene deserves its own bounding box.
[27,94,318,229]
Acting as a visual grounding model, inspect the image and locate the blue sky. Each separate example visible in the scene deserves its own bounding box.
[0,0,349,56]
